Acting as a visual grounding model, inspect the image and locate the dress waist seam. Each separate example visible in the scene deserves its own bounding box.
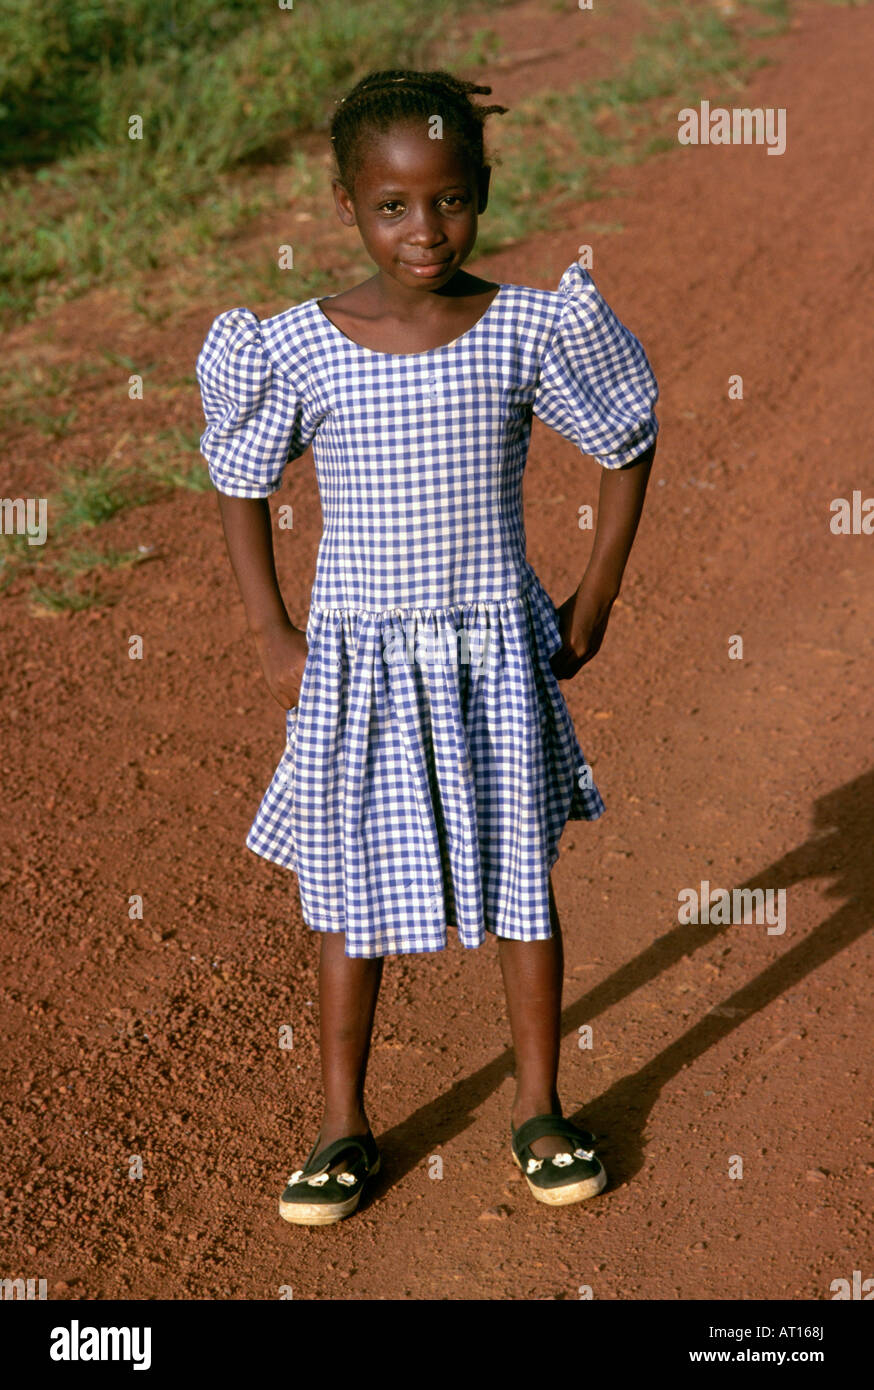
[310,578,535,620]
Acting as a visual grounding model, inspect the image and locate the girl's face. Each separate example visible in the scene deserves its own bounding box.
[331,121,491,292]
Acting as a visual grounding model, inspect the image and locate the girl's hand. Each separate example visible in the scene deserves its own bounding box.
[549,578,617,680]
[252,618,309,709]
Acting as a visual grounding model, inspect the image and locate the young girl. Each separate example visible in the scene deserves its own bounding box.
[196,69,658,1225]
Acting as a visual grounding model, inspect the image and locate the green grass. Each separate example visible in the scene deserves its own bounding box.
[0,358,102,434]
[3,404,78,438]
[4,0,868,610]
[142,428,213,492]
[55,457,154,531]
[0,0,800,325]
[0,443,206,603]
[51,544,150,578]
[29,582,107,614]
[27,541,151,614]
[0,0,505,325]
[0,532,36,594]
[477,0,767,250]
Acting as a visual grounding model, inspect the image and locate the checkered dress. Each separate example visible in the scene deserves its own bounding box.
[196,261,659,957]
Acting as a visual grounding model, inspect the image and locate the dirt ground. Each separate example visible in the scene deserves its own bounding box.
[2,0,872,1301]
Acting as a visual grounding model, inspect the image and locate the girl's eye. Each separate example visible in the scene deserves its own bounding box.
[378,196,466,213]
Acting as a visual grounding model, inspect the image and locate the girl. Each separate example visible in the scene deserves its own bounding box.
[196,69,659,1225]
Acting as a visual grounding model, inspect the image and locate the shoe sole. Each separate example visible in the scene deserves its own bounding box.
[279,1154,381,1226]
[512,1150,608,1205]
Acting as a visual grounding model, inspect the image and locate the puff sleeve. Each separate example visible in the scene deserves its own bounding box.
[532,262,659,468]
[196,308,319,497]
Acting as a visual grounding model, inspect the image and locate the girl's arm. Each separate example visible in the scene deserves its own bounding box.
[216,494,309,708]
[550,441,656,679]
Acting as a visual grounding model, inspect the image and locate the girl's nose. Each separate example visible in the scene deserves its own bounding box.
[405,230,442,246]
[403,211,444,241]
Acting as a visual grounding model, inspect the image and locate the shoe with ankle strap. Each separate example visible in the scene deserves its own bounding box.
[279,1128,380,1226]
[511,1113,607,1205]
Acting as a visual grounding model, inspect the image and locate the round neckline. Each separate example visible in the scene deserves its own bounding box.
[314,285,506,358]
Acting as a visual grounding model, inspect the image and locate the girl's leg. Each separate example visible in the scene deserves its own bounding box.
[497,874,570,1159]
[316,931,384,1147]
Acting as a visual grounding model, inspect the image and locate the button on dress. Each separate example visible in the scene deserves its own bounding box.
[196,261,659,957]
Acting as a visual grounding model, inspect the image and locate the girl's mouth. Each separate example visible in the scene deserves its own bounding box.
[402,259,451,278]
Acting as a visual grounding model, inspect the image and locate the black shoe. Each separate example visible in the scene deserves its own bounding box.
[511,1113,607,1206]
[279,1128,381,1226]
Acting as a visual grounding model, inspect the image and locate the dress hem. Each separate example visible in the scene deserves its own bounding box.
[299,920,559,958]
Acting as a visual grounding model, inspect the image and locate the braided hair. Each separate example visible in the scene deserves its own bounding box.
[329,69,508,196]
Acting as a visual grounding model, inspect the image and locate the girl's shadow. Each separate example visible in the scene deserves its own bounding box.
[368,770,872,1193]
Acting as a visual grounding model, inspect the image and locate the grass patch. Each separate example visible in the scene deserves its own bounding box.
[3,0,862,613]
[0,0,783,325]
[0,357,105,436]
[54,455,155,532]
[29,582,106,615]
[0,0,505,326]
[0,532,38,594]
[50,544,150,578]
[0,438,203,604]
[142,428,213,492]
[478,0,765,245]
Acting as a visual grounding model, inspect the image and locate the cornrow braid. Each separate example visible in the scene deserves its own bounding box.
[329,68,508,196]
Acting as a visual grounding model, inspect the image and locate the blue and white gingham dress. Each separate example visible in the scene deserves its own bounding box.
[196,261,659,957]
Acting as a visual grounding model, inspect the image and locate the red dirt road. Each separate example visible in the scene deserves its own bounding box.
[2,1,872,1300]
